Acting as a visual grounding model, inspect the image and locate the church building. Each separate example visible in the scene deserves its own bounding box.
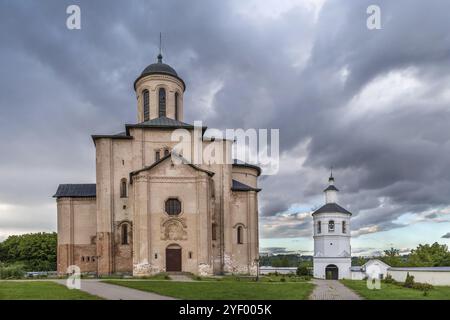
[53,53,261,276]
[312,173,352,279]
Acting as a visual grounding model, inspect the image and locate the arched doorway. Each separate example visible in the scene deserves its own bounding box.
[325,264,339,280]
[166,244,182,272]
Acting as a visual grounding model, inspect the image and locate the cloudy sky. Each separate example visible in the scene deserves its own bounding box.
[1,0,450,256]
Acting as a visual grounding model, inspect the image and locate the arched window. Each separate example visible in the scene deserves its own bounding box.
[237,226,243,244]
[317,221,322,234]
[328,220,335,232]
[120,178,127,198]
[175,92,179,120]
[165,198,181,215]
[121,224,129,245]
[342,221,346,234]
[143,89,150,121]
[159,88,166,117]
[164,148,170,157]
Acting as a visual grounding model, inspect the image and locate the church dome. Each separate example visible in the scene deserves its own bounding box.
[141,54,178,77]
[134,54,185,91]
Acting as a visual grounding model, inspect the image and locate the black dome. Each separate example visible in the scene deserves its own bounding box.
[134,54,185,91]
[141,54,178,77]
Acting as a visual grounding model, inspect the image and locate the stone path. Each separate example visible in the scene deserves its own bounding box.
[309,279,362,300]
[54,279,175,300]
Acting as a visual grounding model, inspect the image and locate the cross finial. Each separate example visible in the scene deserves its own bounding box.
[329,166,334,182]
[157,32,163,63]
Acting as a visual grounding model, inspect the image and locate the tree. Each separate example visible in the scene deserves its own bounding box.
[407,242,450,267]
[0,232,57,271]
[380,247,403,267]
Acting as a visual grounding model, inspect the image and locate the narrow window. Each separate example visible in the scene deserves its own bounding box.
[159,88,166,117]
[81,256,85,262]
[175,92,179,120]
[87,256,90,262]
[189,252,193,259]
[120,178,127,198]
[164,149,170,157]
[154,253,158,259]
[143,89,150,121]
[342,221,346,234]
[155,150,161,162]
[328,220,335,232]
[318,221,322,234]
[212,223,217,241]
[237,226,243,244]
[121,224,129,245]
[92,256,96,262]
[165,198,181,215]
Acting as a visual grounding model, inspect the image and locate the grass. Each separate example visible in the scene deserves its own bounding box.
[104,279,314,300]
[341,280,450,300]
[0,281,101,300]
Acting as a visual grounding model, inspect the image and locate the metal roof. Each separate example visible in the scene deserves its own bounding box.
[232,159,262,176]
[53,184,96,198]
[125,117,206,135]
[324,185,339,192]
[134,54,186,91]
[312,202,352,215]
[232,179,261,192]
[388,267,450,272]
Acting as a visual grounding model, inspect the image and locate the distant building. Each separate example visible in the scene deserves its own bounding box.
[312,173,352,279]
[351,259,450,285]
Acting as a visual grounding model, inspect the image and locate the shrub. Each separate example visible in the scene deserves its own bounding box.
[383,274,397,284]
[404,272,415,288]
[296,264,310,277]
[412,282,433,292]
[280,277,286,282]
[0,263,25,279]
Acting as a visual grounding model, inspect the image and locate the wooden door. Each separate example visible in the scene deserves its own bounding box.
[166,248,182,272]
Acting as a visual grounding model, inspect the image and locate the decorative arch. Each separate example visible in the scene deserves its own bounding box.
[161,218,187,240]
[233,223,246,245]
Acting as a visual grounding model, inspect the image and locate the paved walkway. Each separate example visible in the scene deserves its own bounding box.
[54,279,175,300]
[309,279,362,300]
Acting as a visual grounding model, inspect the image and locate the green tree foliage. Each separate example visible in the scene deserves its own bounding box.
[0,232,57,271]
[296,263,311,276]
[380,247,404,267]
[407,242,450,267]
[259,254,312,267]
[352,256,368,266]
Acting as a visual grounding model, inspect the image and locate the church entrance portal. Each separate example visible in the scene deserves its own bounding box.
[166,244,182,272]
[325,264,338,280]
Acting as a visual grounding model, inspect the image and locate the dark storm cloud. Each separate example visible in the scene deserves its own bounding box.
[1,0,450,241]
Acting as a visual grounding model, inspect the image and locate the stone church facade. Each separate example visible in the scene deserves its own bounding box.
[54,53,261,276]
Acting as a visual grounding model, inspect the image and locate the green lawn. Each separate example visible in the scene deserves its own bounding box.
[0,281,101,300]
[341,280,450,300]
[104,280,314,300]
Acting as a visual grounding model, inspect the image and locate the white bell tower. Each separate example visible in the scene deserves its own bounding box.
[312,172,352,279]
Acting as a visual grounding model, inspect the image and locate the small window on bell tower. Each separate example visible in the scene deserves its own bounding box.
[159,88,166,117]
